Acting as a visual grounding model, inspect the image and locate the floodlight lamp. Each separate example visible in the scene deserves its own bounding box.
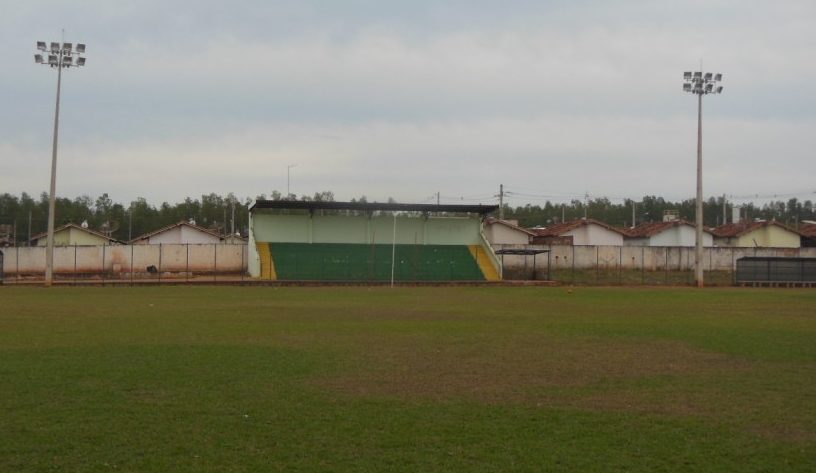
[35,54,44,64]
[77,57,86,66]
[716,86,723,93]
[50,42,60,53]
[683,83,691,92]
[693,71,702,79]
[48,55,58,65]
[684,71,692,80]
[704,72,713,81]
[37,41,47,51]
[63,56,73,66]
[63,42,72,53]
[705,83,713,92]
[714,73,722,81]
[76,43,85,53]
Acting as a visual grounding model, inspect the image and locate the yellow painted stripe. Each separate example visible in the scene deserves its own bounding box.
[468,245,500,281]
[256,243,277,280]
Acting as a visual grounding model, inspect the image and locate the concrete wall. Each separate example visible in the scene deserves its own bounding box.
[494,243,816,275]
[2,244,247,276]
[252,213,482,245]
[249,212,484,278]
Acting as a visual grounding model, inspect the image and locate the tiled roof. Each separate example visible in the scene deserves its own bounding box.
[130,221,223,243]
[531,218,629,237]
[627,219,714,237]
[798,223,816,238]
[710,220,801,238]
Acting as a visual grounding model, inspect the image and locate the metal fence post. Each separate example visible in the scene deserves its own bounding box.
[16,245,19,282]
[74,245,78,285]
[571,245,575,284]
[101,244,106,285]
[641,246,645,284]
[131,244,134,286]
[158,244,162,284]
[595,246,600,284]
[213,244,217,282]
[186,244,190,283]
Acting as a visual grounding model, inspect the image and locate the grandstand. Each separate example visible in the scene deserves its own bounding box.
[248,201,501,282]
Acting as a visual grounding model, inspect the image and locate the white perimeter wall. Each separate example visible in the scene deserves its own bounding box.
[2,244,247,275]
[493,244,816,273]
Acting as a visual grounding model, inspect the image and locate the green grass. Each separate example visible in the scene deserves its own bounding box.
[1,286,814,472]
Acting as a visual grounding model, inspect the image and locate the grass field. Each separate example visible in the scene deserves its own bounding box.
[1,286,814,472]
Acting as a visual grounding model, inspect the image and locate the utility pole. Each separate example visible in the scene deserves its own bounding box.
[287,164,297,198]
[128,207,132,241]
[584,193,589,219]
[27,211,32,246]
[722,194,727,225]
[499,184,504,219]
[631,201,636,228]
[436,191,440,206]
[231,197,236,236]
[561,203,565,223]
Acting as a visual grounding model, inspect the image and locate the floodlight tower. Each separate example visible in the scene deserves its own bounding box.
[34,39,86,286]
[683,69,723,287]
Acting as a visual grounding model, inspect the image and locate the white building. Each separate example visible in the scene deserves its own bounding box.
[531,218,627,246]
[483,218,535,245]
[625,220,714,247]
[130,221,223,245]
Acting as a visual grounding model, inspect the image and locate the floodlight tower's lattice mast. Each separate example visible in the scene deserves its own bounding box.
[683,70,723,288]
[34,39,87,286]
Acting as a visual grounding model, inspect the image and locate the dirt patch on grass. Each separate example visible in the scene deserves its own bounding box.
[312,333,742,403]
[311,334,815,442]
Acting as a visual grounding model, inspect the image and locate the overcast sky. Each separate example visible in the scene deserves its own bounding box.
[1,0,815,207]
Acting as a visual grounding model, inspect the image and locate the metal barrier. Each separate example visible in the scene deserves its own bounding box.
[736,257,816,284]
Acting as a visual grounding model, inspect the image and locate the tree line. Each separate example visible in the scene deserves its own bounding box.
[1,191,813,245]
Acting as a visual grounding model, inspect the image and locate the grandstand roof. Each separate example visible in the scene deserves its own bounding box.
[250,200,499,215]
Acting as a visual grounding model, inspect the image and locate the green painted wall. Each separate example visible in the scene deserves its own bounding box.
[268,243,484,281]
[252,213,482,245]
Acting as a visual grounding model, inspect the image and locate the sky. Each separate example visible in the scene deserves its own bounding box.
[1,0,815,208]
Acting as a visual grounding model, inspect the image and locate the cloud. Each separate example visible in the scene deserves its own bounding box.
[2,1,815,207]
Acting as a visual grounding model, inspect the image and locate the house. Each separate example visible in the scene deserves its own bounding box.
[29,223,122,246]
[711,220,801,248]
[483,218,536,245]
[799,222,816,248]
[531,218,627,246]
[625,220,714,247]
[130,221,224,245]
